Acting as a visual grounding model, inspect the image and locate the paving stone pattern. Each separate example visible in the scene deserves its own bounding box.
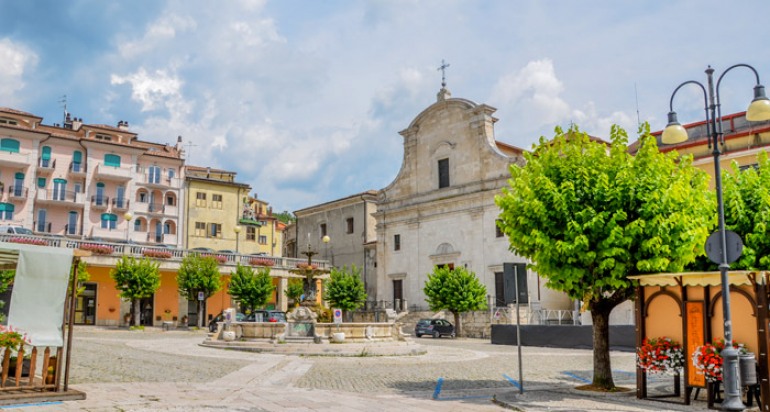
[12,327,723,411]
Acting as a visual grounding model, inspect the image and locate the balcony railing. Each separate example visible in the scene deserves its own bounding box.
[64,224,82,236]
[8,186,28,199]
[36,189,83,204]
[147,203,164,214]
[37,158,56,173]
[94,163,132,181]
[68,162,86,176]
[90,195,110,209]
[0,232,328,271]
[112,198,130,210]
[33,221,52,234]
[137,173,182,189]
[0,151,31,168]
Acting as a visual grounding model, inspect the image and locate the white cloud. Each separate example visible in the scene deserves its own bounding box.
[110,68,183,112]
[0,38,38,105]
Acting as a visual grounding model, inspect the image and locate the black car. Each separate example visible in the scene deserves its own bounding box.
[415,319,455,338]
[245,310,287,323]
[208,311,246,332]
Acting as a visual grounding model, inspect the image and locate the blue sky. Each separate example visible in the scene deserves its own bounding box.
[1,0,769,213]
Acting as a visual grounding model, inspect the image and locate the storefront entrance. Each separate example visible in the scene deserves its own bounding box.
[74,283,97,325]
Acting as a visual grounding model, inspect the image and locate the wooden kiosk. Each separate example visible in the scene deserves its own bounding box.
[0,245,87,405]
[631,271,769,410]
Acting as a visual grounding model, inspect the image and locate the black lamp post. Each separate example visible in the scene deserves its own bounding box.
[662,64,770,411]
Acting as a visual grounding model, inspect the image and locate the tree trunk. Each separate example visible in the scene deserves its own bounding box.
[133,298,141,327]
[197,299,203,328]
[590,306,615,389]
[452,311,461,337]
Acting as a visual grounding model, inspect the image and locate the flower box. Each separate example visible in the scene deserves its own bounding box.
[80,243,114,255]
[250,258,274,267]
[200,254,227,264]
[8,237,47,246]
[143,249,172,259]
[637,336,684,375]
[296,263,318,270]
[692,338,746,382]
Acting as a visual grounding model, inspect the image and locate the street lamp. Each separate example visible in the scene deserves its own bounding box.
[662,64,770,411]
[322,235,330,266]
[124,211,133,243]
[233,225,241,254]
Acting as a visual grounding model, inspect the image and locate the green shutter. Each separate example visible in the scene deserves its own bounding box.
[37,178,46,188]
[14,172,23,179]
[0,203,14,212]
[96,182,105,188]
[41,146,51,160]
[73,151,82,163]
[0,139,20,153]
[104,154,121,167]
[100,213,117,221]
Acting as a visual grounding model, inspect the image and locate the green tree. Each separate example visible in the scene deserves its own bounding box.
[110,256,161,326]
[496,125,713,389]
[423,266,487,337]
[229,264,275,313]
[70,260,90,296]
[324,265,366,318]
[0,270,14,324]
[723,151,770,270]
[284,279,304,307]
[274,210,296,224]
[177,254,223,328]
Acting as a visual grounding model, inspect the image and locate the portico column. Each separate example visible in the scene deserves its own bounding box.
[277,276,288,312]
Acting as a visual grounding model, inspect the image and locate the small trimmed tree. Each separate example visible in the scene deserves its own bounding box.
[177,254,222,328]
[324,265,366,319]
[110,256,161,326]
[229,264,275,314]
[423,266,487,337]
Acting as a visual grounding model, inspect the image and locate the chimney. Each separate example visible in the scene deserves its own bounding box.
[118,120,129,131]
[72,117,83,131]
[176,135,182,150]
[64,113,73,129]
[206,167,211,178]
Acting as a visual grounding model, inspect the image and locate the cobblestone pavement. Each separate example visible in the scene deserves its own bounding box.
[5,327,722,411]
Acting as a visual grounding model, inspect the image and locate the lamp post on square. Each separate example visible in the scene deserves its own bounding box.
[662,63,770,411]
[124,211,133,243]
[233,225,241,254]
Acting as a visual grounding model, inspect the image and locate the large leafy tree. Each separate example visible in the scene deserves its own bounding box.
[496,125,713,389]
[177,254,223,328]
[229,264,275,313]
[284,279,304,307]
[324,265,366,318]
[110,256,161,326]
[722,151,770,270]
[423,266,487,337]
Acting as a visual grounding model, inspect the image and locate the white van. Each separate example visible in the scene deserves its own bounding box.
[0,226,33,235]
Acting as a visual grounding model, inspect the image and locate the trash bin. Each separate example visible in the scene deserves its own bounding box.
[739,352,757,386]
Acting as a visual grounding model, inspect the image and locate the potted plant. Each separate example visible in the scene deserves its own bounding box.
[637,336,684,375]
[692,338,746,382]
[0,325,31,377]
[45,356,57,385]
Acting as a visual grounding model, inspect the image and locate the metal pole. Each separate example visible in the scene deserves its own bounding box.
[63,256,79,391]
[515,265,523,393]
[707,66,744,411]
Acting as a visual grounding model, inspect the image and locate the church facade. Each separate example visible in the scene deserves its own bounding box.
[373,88,570,312]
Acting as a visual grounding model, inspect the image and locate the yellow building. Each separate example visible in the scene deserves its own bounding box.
[183,166,253,253]
[242,196,285,257]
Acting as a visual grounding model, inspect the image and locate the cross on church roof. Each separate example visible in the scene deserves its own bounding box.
[437,59,450,88]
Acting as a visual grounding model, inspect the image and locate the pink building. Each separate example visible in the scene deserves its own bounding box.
[0,108,185,246]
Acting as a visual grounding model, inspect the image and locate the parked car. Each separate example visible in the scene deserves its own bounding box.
[245,310,287,323]
[190,247,215,253]
[217,249,238,255]
[414,319,455,338]
[0,225,33,235]
[208,311,247,332]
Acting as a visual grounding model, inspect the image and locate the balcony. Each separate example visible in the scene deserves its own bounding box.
[33,221,52,234]
[111,198,130,211]
[89,226,124,242]
[0,151,31,168]
[147,203,164,214]
[8,185,28,201]
[64,224,82,237]
[90,195,110,210]
[136,173,182,189]
[68,162,87,178]
[94,163,132,181]
[35,189,85,207]
[37,158,56,175]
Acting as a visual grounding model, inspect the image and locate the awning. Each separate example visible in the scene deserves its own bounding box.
[628,270,764,287]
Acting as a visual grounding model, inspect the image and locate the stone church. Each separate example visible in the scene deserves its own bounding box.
[373,87,569,312]
[289,86,573,315]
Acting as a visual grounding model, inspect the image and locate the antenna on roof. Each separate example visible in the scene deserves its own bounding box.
[59,95,68,125]
[634,83,641,129]
[184,141,198,163]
